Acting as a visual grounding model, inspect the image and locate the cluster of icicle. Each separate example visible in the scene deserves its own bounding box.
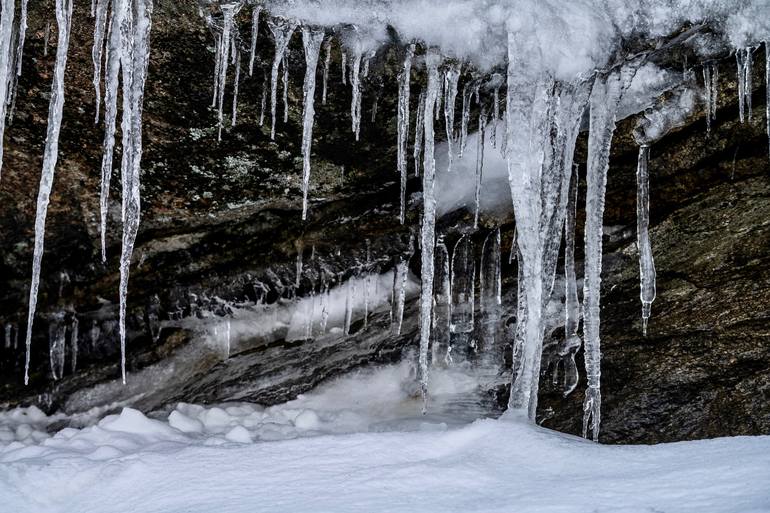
[2,0,770,445]
[0,0,155,386]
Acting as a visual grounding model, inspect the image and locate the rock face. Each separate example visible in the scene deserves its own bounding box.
[0,3,768,444]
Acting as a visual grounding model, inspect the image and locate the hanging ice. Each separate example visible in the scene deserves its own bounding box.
[418,50,441,409]
[736,47,753,123]
[397,44,414,224]
[391,257,409,336]
[702,63,718,134]
[267,17,297,140]
[282,57,289,123]
[443,62,461,172]
[458,80,474,158]
[99,0,130,263]
[49,313,66,380]
[582,63,639,441]
[636,145,656,336]
[231,49,241,126]
[24,0,74,385]
[300,26,325,221]
[479,228,501,366]
[321,37,331,105]
[450,234,475,335]
[92,0,110,123]
[413,88,426,177]
[474,111,487,229]
[561,165,581,397]
[6,0,30,122]
[346,35,364,141]
[70,315,79,373]
[431,239,451,367]
[341,49,347,85]
[216,4,240,141]
[118,0,154,385]
[0,0,15,179]
[248,5,261,76]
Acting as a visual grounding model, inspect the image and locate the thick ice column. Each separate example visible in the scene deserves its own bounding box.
[480,228,502,366]
[0,0,15,179]
[432,239,451,367]
[24,0,73,385]
[267,17,297,140]
[637,145,656,336]
[300,26,325,221]
[582,63,637,441]
[248,5,261,76]
[397,44,415,224]
[418,50,441,409]
[443,62,461,172]
[118,0,154,385]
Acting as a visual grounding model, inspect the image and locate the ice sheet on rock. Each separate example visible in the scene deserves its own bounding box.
[300,26,325,221]
[633,85,697,146]
[267,17,297,139]
[24,0,74,385]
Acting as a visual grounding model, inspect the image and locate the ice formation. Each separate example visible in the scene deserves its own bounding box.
[4,0,770,447]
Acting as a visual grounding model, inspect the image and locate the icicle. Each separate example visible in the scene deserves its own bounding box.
[300,26,324,221]
[766,41,769,157]
[70,315,79,373]
[418,50,442,410]
[44,21,51,56]
[4,324,10,349]
[431,239,451,367]
[0,0,15,179]
[561,165,581,397]
[24,0,73,386]
[474,111,486,229]
[479,228,501,365]
[231,49,241,126]
[413,88,426,177]
[391,258,409,336]
[737,47,753,123]
[321,37,331,105]
[581,64,637,441]
[363,241,371,329]
[267,17,297,140]
[212,35,221,108]
[216,4,239,142]
[343,278,353,335]
[248,5,261,76]
[703,64,712,134]
[637,145,656,336]
[49,313,66,380]
[118,0,154,385]
[434,69,444,121]
[295,241,303,289]
[491,73,502,147]
[458,80,474,158]
[508,227,517,264]
[92,0,109,123]
[282,57,289,123]
[397,44,415,224]
[259,72,267,126]
[444,62,461,172]
[450,234,475,335]
[341,49,347,85]
[348,41,363,141]
[7,0,29,120]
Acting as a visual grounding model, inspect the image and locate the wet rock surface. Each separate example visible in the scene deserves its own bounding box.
[0,2,767,443]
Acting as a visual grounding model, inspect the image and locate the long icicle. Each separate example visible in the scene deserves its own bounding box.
[443,62,461,171]
[321,36,331,105]
[216,4,239,142]
[231,49,241,126]
[99,0,127,263]
[92,0,110,123]
[300,26,325,221]
[474,110,486,229]
[562,164,581,397]
[418,50,442,411]
[0,0,15,179]
[582,63,638,441]
[397,44,414,224]
[267,17,297,140]
[248,5,261,76]
[637,145,656,335]
[24,0,74,385]
[118,0,153,385]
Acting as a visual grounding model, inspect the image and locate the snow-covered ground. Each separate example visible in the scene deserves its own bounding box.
[1,362,769,513]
